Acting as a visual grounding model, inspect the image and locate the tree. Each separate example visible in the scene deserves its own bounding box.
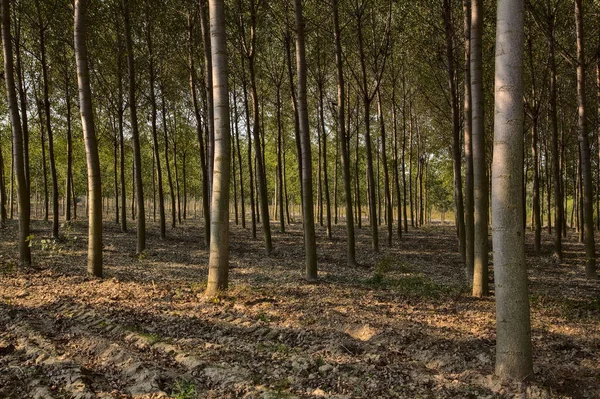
[145,1,166,239]
[332,0,357,267]
[35,0,59,240]
[574,0,596,279]
[471,0,488,296]
[74,0,102,277]
[205,0,231,296]
[492,0,533,380]
[294,0,317,281]
[123,0,145,254]
[443,0,467,264]
[2,0,31,266]
[463,0,474,281]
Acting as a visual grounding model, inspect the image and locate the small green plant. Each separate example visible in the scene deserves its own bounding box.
[257,312,270,322]
[170,379,197,399]
[25,234,34,248]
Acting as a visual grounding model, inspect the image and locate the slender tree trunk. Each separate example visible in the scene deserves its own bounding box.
[116,18,127,232]
[74,0,102,277]
[174,135,182,225]
[233,87,246,228]
[241,56,256,239]
[123,0,145,254]
[463,0,475,281]
[145,8,166,238]
[549,15,563,259]
[65,69,74,222]
[492,0,533,380]
[113,119,119,224]
[574,0,596,278]
[471,0,489,296]
[284,30,304,211]
[356,8,378,252]
[0,138,6,225]
[2,0,30,265]
[188,15,210,242]
[205,0,231,296]
[36,0,59,239]
[198,0,214,204]
[294,0,317,280]
[401,69,409,232]
[444,0,466,262]
[377,88,392,245]
[409,104,414,228]
[392,76,403,239]
[249,56,272,254]
[318,82,332,239]
[34,86,49,222]
[14,9,30,194]
[276,86,285,233]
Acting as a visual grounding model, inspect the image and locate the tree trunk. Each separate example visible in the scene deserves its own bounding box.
[241,55,257,238]
[116,17,127,232]
[205,0,231,296]
[356,8,378,252]
[294,0,317,280]
[74,0,103,277]
[233,87,246,228]
[123,0,145,254]
[574,0,596,278]
[492,0,533,380]
[471,0,489,296]
[276,86,285,233]
[198,0,214,205]
[377,88,392,246]
[249,55,272,254]
[318,82,332,239]
[14,7,30,193]
[65,69,74,222]
[34,85,49,222]
[444,0,466,263]
[463,0,474,281]
[188,15,210,242]
[2,0,31,265]
[145,7,166,238]
[391,72,403,239]
[35,0,59,240]
[0,138,7,225]
[548,13,563,260]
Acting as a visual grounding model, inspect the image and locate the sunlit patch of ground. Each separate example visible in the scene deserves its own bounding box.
[0,214,598,398]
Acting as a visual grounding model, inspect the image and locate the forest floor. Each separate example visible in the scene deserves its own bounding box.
[0,214,599,399]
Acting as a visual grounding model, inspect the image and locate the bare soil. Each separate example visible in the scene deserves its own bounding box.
[0,214,598,398]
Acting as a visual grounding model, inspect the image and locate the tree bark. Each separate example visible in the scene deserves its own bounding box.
[233,87,246,228]
[463,0,474,281]
[294,0,317,280]
[492,0,533,380]
[145,6,166,238]
[332,0,353,248]
[198,0,215,205]
[377,88,392,245]
[35,0,59,240]
[356,6,378,252]
[123,0,145,254]
[548,12,563,260]
[75,0,103,277]
[444,0,466,263]
[574,0,596,278]
[205,0,231,296]
[471,0,489,296]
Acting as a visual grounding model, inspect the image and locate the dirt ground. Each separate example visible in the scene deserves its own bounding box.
[0,213,598,398]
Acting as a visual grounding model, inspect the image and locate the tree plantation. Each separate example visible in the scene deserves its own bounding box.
[0,0,598,397]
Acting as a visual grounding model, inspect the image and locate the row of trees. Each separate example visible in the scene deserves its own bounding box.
[1,0,598,382]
